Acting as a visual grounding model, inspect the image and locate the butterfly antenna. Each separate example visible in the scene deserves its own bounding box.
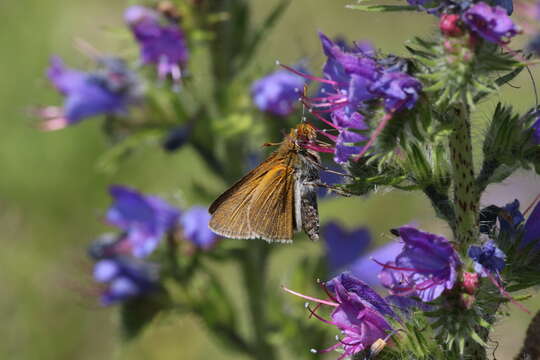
[301,84,309,123]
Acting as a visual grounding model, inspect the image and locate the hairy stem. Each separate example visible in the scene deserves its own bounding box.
[449,102,485,358]
[449,102,479,254]
[241,242,276,360]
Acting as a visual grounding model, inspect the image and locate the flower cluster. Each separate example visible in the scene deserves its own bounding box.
[284,272,395,359]
[468,240,506,277]
[89,185,218,305]
[462,2,521,44]
[376,226,460,302]
[251,66,309,117]
[496,198,540,249]
[281,33,422,163]
[38,57,141,131]
[125,5,189,82]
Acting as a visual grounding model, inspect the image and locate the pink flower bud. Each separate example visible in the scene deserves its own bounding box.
[440,14,463,37]
[463,272,479,295]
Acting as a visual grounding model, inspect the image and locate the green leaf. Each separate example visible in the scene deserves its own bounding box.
[470,330,488,347]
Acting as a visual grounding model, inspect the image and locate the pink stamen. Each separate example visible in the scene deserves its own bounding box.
[486,272,530,314]
[279,63,339,86]
[523,192,540,216]
[338,337,361,347]
[281,286,339,307]
[317,342,342,354]
[317,129,338,142]
[372,257,433,274]
[307,94,347,102]
[303,97,348,108]
[353,111,393,161]
[39,117,70,131]
[308,109,339,130]
[500,43,538,67]
[305,143,335,154]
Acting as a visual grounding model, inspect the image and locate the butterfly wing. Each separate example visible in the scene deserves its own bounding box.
[209,153,279,239]
[248,163,296,242]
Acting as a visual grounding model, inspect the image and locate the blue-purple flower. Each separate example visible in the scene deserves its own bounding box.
[375,226,461,302]
[106,185,181,258]
[350,240,404,286]
[93,256,159,305]
[251,67,308,116]
[323,222,371,273]
[327,272,398,320]
[522,199,540,249]
[331,109,369,163]
[462,2,521,44]
[468,240,506,277]
[282,32,422,163]
[283,273,393,359]
[531,118,540,145]
[38,57,140,131]
[125,5,188,82]
[180,206,219,250]
[498,199,525,233]
[370,71,422,112]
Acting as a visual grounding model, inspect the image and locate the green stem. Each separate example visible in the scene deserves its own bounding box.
[449,101,486,358]
[241,242,276,360]
[448,101,479,254]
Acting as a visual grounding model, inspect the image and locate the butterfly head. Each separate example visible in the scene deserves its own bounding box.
[292,123,317,145]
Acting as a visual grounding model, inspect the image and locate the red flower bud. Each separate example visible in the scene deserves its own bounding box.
[440,14,463,37]
[463,272,479,295]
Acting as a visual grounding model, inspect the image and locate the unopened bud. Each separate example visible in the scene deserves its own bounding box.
[440,14,463,37]
[463,272,479,295]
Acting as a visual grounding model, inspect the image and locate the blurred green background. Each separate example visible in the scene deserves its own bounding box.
[0,0,539,359]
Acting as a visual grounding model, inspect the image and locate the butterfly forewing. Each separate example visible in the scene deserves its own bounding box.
[248,164,295,242]
[208,153,280,239]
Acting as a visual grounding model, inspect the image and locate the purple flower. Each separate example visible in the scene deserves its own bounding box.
[323,222,371,273]
[531,118,540,144]
[180,206,218,249]
[527,34,540,57]
[523,200,540,249]
[318,33,379,114]
[327,272,398,320]
[331,109,368,163]
[375,226,461,302]
[251,67,308,116]
[125,5,188,82]
[94,256,159,305]
[462,2,521,44]
[498,199,524,233]
[283,273,392,359]
[349,240,404,286]
[39,57,140,131]
[324,275,393,358]
[370,71,422,112]
[106,185,181,258]
[468,240,506,277]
